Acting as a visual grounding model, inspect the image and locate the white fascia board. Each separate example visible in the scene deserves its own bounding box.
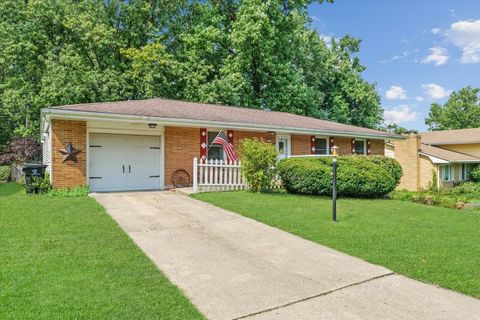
[41,108,404,141]
[449,160,480,163]
[419,153,449,164]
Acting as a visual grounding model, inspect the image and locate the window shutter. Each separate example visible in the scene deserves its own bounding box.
[311,136,316,154]
[329,137,335,154]
[351,138,356,154]
[367,139,372,155]
[200,128,207,162]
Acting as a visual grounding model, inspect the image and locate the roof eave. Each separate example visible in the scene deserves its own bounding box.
[41,108,404,140]
[424,141,480,146]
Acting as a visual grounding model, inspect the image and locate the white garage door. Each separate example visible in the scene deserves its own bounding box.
[89,134,161,192]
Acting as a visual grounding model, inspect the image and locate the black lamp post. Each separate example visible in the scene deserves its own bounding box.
[331,145,339,222]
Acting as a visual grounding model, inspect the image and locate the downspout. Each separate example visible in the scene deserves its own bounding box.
[437,165,441,191]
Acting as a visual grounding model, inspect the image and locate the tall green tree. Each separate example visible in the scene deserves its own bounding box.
[1,0,384,150]
[425,86,480,131]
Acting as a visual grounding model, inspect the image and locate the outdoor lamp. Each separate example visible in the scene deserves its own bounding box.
[331,145,339,222]
[148,123,157,129]
[331,145,339,157]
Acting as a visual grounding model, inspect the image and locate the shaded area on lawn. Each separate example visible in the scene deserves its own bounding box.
[194,191,480,299]
[0,183,203,320]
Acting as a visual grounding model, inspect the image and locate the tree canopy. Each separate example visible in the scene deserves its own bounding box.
[0,0,383,148]
[425,86,480,131]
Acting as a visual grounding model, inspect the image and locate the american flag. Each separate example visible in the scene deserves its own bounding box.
[212,130,238,162]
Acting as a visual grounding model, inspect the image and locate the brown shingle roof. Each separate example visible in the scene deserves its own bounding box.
[420,144,480,162]
[421,128,480,145]
[46,98,400,139]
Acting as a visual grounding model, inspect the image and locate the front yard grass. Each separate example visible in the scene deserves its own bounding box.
[0,183,203,320]
[194,191,480,299]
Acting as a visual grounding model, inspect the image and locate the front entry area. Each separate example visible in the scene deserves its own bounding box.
[88,133,162,192]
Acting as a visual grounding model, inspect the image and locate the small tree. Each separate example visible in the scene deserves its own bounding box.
[238,138,278,192]
[0,136,41,165]
[471,165,480,182]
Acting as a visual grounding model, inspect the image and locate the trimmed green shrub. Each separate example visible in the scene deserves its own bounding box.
[238,138,278,192]
[449,181,480,195]
[470,165,480,182]
[0,165,11,181]
[277,156,397,198]
[277,158,332,194]
[30,172,51,194]
[365,155,403,186]
[49,185,90,197]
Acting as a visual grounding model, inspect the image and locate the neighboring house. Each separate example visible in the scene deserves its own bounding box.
[389,128,480,191]
[40,98,402,192]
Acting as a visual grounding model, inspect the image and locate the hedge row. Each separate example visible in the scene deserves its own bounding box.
[277,156,402,198]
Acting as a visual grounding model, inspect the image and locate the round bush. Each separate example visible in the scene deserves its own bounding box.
[277,156,397,198]
[277,158,332,194]
[365,155,403,186]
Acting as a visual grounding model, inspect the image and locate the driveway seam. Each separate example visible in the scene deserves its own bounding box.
[232,271,395,320]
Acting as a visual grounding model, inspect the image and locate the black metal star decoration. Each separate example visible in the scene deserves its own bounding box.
[59,143,82,163]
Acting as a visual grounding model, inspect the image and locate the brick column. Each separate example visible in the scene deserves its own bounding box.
[395,134,421,191]
[51,119,87,189]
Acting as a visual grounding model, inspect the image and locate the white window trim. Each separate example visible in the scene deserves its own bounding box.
[461,163,471,181]
[314,136,330,155]
[354,138,367,155]
[207,129,227,161]
[440,164,452,182]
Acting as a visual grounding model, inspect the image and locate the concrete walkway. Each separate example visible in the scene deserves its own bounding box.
[92,191,480,320]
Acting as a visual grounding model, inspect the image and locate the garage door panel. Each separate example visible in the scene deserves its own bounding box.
[89,134,161,192]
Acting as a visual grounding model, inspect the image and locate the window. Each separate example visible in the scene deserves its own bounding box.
[461,163,471,180]
[441,165,451,182]
[314,137,328,155]
[207,131,225,160]
[354,139,366,155]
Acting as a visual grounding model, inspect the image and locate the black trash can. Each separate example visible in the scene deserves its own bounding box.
[23,164,47,194]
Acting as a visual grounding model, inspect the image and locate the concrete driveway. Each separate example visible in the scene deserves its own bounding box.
[92,191,480,320]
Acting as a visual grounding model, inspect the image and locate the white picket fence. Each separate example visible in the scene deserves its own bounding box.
[193,157,247,193]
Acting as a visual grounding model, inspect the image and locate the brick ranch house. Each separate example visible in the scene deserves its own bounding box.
[40,98,403,192]
[388,128,480,191]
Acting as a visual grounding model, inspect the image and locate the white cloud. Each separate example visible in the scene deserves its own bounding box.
[446,20,480,64]
[415,96,424,102]
[431,28,441,35]
[380,50,410,63]
[421,83,451,99]
[421,47,449,66]
[385,85,408,100]
[384,105,419,124]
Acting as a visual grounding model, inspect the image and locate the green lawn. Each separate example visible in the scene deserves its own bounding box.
[0,183,203,320]
[194,191,480,298]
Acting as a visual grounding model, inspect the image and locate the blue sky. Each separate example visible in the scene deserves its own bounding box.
[309,0,480,131]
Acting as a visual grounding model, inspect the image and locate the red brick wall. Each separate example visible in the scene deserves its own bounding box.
[233,131,272,154]
[164,128,273,188]
[370,139,385,155]
[164,126,200,188]
[291,135,311,155]
[332,137,384,156]
[51,119,87,188]
[334,137,353,155]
